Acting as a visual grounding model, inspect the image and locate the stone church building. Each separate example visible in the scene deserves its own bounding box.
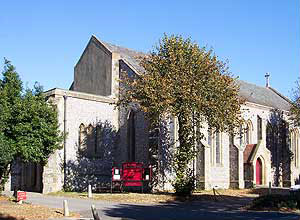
[5,35,300,193]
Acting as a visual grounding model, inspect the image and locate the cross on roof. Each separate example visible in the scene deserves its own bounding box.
[265,72,270,87]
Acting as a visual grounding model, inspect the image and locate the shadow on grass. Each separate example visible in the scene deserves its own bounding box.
[0,214,24,220]
[247,188,290,196]
[155,193,252,205]
[101,194,300,220]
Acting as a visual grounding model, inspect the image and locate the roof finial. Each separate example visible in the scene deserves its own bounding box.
[265,72,270,87]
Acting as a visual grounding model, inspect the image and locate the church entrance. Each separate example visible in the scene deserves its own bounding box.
[20,162,43,193]
[256,158,262,185]
[229,143,239,188]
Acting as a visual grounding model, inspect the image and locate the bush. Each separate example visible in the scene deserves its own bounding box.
[172,170,195,196]
[250,194,298,210]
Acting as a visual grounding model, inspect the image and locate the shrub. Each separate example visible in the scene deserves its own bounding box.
[250,194,298,210]
[173,172,195,196]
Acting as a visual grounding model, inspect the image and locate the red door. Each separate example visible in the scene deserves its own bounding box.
[256,158,262,185]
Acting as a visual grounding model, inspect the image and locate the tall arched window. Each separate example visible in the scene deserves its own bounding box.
[208,129,212,146]
[296,131,299,167]
[257,116,262,141]
[79,123,86,150]
[208,129,213,164]
[291,130,295,165]
[291,129,300,167]
[245,120,253,145]
[87,124,95,157]
[127,110,136,162]
[95,124,102,156]
[239,124,244,146]
[215,132,221,164]
[240,120,253,146]
[208,129,222,165]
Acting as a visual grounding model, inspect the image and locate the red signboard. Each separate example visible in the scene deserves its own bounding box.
[17,191,26,201]
[122,162,143,186]
[111,162,152,192]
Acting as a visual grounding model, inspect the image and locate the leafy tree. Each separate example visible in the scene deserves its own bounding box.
[0,59,63,190]
[291,79,300,126]
[118,35,242,195]
[0,133,14,188]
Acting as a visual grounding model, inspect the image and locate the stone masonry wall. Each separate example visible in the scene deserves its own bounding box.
[44,89,119,192]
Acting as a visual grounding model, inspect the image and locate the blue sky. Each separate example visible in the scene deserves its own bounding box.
[0,1,299,97]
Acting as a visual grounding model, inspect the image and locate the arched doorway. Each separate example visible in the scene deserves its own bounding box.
[20,162,43,192]
[256,158,262,185]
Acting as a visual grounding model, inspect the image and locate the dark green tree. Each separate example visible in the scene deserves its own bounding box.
[0,133,14,188]
[0,59,63,190]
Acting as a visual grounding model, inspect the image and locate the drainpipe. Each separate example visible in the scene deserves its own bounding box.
[63,95,67,189]
[192,111,196,185]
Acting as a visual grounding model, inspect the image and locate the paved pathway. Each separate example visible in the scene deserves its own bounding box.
[3,191,300,220]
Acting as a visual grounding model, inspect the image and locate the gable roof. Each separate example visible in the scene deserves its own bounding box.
[236,80,291,111]
[92,35,146,74]
[243,144,256,164]
[80,35,291,111]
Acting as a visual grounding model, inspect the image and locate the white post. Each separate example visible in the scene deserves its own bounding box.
[63,200,69,217]
[88,184,92,198]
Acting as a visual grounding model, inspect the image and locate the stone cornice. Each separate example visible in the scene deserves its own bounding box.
[243,101,289,114]
[44,88,116,104]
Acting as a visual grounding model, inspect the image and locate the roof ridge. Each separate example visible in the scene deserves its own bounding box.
[236,79,290,110]
[77,36,290,111]
[236,79,290,103]
[91,35,146,57]
[267,87,292,105]
[103,40,147,56]
[236,79,267,90]
[91,35,113,53]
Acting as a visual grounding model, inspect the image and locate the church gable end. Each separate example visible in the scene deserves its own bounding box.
[73,36,112,96]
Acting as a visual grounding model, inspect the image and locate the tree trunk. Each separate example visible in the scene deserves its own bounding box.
[173,110,195,195]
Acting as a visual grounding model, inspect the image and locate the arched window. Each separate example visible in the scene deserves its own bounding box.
[245,120,253,145]
[208,129,212,146]
[208,129,213,164]
[239,120,252,146]
[215,132,221,164]
[291,129,300,167]
[95,124,102,156]
[87,124,95,157]
[208,128,222,165]
[296,131,299,168]
[257,116,262,141]
[79,123,86,150]
[291,130,295,165]
[127,110,135,162]
[239,124,243,146]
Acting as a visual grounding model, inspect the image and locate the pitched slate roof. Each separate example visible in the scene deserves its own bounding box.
[92,35,291,111]
[236,80,290,111]
[92,35,146,74]
[243,144,256,164]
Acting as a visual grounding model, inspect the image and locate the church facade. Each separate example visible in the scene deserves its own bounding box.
[5,35,300,193]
